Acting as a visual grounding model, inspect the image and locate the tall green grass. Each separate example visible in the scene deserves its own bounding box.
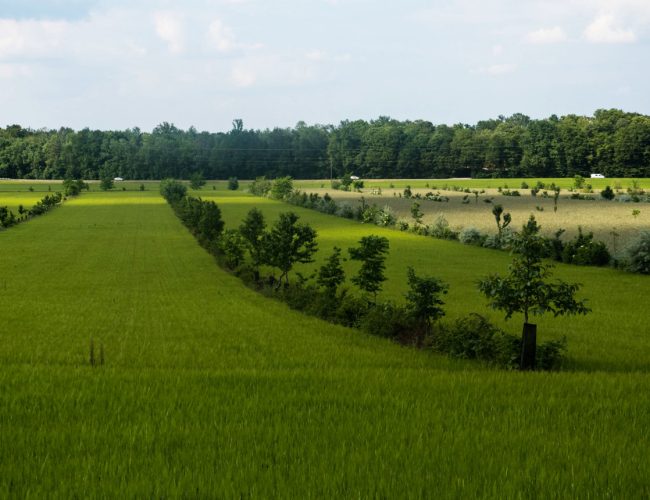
[0,189,648,497]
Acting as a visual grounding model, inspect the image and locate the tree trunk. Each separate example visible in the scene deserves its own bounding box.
[520,323,537,370]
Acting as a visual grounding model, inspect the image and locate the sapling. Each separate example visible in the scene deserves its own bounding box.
[478,216,590,370]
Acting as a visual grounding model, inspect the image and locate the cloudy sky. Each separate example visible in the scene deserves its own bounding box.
[1,0,648,131]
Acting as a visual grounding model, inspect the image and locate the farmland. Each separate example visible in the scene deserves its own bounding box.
[291,178,650,250]
[1,182,649,497]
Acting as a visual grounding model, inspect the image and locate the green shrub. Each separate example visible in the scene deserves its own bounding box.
[561,227,610,266]
[270,176,294,200]
[219,229,247,269]
[160,178,187,203]
[227,177,239,190]
[601,186,615,200]
[623,230,650,274]
[249,176,272,196]
[459,227,486,246]
[359,302,415,341]
[432,314,566,370]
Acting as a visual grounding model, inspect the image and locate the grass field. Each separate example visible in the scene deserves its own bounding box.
[1,185,649,497]
[297,186,649,251]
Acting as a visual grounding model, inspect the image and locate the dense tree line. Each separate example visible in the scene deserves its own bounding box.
[2,109,649,180]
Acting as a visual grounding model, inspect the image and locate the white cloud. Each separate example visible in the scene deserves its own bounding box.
[584,15,636,43]
[492,44,504,56]
[476,63,517,76]
[153,11,185,54]
[0,18,68,58]
[231,66,256,87]
[0,63,32,79]
[207,19,235,52]
[526,26,567,44]
[305,49,351,62]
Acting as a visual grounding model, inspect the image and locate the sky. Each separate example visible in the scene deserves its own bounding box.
[0,0,649,132]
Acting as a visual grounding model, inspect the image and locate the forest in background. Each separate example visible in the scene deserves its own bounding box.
[1,109,649,180]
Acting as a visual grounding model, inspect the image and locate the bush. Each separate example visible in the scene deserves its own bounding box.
[432,314,519,368]
[432,314,566,370]
[270,176,294,200]
[219,229,247,269]
[601,186,615,200]
[227,177,239,190]
[623,230,650,274]
[160,178,188,203]
[375,206,396,227]
[359,302,416,341]
[561,228,610,266]
[459,227,486,246]
[249,177,272,196]
[430,214,457,240]
[338,204,355,219]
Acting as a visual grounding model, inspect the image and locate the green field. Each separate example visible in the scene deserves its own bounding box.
[1,185,649,497]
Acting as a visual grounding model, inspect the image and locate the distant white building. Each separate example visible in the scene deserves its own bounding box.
[114,177,124,181]
[590,173,605,178]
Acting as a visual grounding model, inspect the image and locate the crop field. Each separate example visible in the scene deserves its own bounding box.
[1,183,649,497]
[291,179,650,251]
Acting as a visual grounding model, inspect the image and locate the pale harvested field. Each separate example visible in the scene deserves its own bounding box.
[304,187,649,253]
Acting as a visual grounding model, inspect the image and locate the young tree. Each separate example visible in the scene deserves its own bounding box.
[263,212,317,287]
[99,177,114,191]
[317,247,345,297]
[348,235,389,303]
[270,176,294,200]
[492,204,511,243]
[600,186,615,200]
[404,267,448,331]
[219,229,247,269]
[239,208,266,280]
[160,178,187,203]
[189,172,206,190]
[196,200,224,243]
[410,202,424,227]
[478,216,590,369]
[227,177,239,190]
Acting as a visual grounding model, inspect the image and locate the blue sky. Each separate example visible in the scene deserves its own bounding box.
[1,0,649,131]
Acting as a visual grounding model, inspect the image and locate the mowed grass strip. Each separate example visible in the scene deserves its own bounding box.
[1,190,649,497]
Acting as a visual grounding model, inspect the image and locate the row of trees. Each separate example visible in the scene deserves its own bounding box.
[2,109,649,180]
[162,178,588,369]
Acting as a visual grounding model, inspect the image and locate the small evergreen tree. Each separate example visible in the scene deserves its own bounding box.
[99,177,114,191]
[160,178,187,203]
[410,202,424,227]
[404,267,448,330]
[600,185,615,200]
[317,247,345,297]
[348,235,389,303]
[189,172,206,190]
[239,208,266,280]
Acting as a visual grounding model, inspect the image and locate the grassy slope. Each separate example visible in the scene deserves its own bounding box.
[0,190,648,497]
[209,190,650,372]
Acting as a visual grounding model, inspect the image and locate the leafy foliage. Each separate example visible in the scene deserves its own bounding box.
[478,216,591,324]
[348,235,389,301]
[263,212,318,286]
[404,267,448,328]
[623,230,650,274]
[160,178,188,203]
[189,172,206,190]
